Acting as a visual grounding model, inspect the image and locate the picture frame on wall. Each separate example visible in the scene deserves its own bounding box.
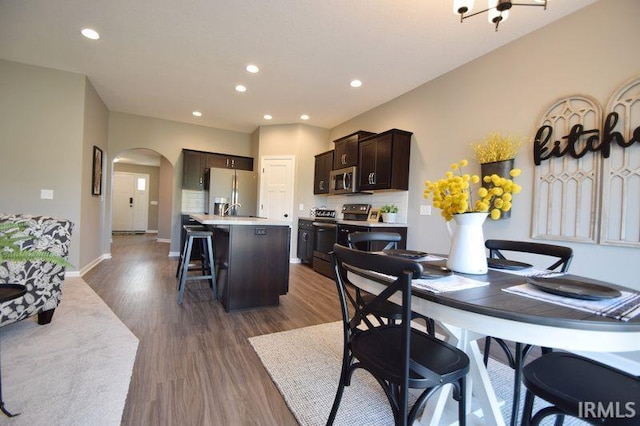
[92,146,103,196]
[367,208,381,222]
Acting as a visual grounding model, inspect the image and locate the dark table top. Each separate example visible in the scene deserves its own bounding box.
[347,260,640,333]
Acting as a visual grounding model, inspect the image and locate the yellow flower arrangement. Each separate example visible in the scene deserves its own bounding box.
[424,160,522,221]
[471,132,523,164]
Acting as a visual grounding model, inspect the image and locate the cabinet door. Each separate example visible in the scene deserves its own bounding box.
[358,130,410,191]
[358,139,378,190]
[182,150,205,190]
[207,154,253,171]
[333,137,358,169]
[297,228,313,263]
[314,151,334,194]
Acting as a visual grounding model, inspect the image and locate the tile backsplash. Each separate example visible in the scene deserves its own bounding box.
[323,192,409,223]
[181,190,205,213]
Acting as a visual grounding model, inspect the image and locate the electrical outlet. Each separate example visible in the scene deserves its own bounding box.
[419,205,432,216]
[41,189,54,199]
[299,203,304,211]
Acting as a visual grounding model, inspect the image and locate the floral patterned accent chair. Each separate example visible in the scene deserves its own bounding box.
[0,214,74,326]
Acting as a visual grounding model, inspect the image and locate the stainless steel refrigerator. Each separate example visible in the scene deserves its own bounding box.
[204,168,258,216]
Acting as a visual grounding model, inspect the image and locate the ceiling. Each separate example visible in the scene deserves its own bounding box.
[0,0,597,134]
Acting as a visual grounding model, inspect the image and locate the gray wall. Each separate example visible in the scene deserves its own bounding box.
[0,59,108,272]
[330,0,640,288]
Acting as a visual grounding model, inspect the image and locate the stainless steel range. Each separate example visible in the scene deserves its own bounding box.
[312,204,371,278]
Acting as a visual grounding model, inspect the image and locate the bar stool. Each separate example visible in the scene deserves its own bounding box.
[177,227,217,304]
[175,224,206,279]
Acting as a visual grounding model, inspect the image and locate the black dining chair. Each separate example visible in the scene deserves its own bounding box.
[521,352,640,425]
[484,239,574,426]
[347,232,436,336]
[327,243,469,426]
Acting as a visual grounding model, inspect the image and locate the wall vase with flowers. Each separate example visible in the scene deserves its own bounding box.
[471,132,523,219]
[424,160,521,274]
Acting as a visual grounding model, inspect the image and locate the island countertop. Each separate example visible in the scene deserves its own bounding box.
[190,214,291,227]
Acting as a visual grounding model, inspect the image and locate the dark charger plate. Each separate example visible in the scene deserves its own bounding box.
[418,263,452,279]
[383,249,429,259]
[487,257,532,270]
[526,277,622,300]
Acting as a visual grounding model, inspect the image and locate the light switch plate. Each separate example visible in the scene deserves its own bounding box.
[41,189,54,199]
[299,203,304,211]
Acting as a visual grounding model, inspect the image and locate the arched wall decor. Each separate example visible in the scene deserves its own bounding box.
[601,77,640,247]
[532,76,640,247]
[532,96,602,243]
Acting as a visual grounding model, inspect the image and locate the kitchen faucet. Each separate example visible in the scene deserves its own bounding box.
[222,203,242,216]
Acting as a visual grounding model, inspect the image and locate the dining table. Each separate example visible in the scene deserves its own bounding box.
[345,253,640,426]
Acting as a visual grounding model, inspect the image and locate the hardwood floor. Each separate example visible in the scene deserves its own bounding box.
[83,233,519,425]
[83,233,342,425]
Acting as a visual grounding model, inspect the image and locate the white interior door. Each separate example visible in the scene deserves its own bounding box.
[113,172,149,232]
[259,156,295,223]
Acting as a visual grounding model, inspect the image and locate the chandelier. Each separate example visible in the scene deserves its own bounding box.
[453,0,548,31]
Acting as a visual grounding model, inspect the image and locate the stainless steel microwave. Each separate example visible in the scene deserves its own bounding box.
[329,166,358,194]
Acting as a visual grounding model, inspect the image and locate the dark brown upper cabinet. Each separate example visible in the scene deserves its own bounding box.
[332,130,375,170]
[314,150,334,194]
[358,129,412,191]
[182,150,207,190]
[206,153,253,171]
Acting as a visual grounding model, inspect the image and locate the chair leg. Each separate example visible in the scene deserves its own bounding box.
[521,389,535,426]
[510,342,525,426]
[458,376,467,426]
[483,337,492,366]
[205,235,217,300]
[37,308,55,325]
[178,237,194,304]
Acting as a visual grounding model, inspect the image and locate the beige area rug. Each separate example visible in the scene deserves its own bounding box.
[0,277,139,426]
[249,321,587,425]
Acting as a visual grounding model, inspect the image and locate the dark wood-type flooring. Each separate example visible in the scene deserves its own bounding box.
[83,233,516,425]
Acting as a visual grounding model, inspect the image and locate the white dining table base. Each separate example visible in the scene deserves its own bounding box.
[416,324,506,426]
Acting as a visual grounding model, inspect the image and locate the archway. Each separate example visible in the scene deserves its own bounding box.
[110,148,174,243]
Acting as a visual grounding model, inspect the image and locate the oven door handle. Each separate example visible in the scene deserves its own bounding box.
[314,224,337,230]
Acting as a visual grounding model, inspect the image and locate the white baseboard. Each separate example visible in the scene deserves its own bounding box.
[157,238,171,243]
[290,257,302,264]
[168,251,180,258]
[66,253,111,278]
[146,230,158,234]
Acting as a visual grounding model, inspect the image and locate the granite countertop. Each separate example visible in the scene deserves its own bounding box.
[190,214,291,227]
[298,217,407,228]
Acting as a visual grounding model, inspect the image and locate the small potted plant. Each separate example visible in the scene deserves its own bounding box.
[380,205,398,223]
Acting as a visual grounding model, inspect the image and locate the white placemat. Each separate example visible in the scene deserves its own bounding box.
[503,283,640,321]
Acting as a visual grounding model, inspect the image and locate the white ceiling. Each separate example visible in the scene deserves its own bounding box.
[0,0,596,134]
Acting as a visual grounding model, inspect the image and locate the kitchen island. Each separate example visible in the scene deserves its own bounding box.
[190,214,291,311]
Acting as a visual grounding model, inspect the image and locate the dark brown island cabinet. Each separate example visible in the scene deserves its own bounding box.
[358,129,412,191]
[213,224,291,312]
[313,150,334,194]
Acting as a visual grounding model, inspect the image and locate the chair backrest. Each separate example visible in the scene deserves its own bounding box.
[347,231,402,252]
[485,239,573,272]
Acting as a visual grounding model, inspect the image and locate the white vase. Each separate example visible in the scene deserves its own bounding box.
[446,212,488,275]
[381,212,396,223]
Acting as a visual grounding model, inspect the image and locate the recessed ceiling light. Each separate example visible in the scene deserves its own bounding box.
[350,79,362,88]
[264,114,273,120]
[192,111,202,117]
[300,114,310,120]
[235,85,247,93]
[246,64,260,74]
[81,28,100,40]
